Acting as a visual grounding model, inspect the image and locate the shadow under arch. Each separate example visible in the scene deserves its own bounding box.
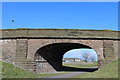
[34,43,98,72]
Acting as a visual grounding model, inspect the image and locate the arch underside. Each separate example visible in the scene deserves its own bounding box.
[35,43,98,73]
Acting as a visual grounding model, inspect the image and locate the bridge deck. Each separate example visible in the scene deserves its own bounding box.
[0,29,119,39]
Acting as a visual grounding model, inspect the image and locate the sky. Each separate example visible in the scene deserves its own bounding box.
[1,2,118,59]
[2,2,118,31]
[63,49,98,61]
[1,0,120,2]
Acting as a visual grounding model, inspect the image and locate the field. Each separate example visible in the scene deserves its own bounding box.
[63,61,98,68]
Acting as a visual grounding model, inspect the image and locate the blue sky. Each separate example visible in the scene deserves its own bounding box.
[63,49,98,61]
[1,0,120,2]
[2,2,118,30]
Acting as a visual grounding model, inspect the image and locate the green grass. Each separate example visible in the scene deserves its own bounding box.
[72,59,118,78]
[63,61,98,68]
[0,61,2,79]
[1,59,119,78]
[0,61,65,78]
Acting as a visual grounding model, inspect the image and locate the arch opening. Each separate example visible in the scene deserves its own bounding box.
[62,48,98,72]
[34,43,98,73]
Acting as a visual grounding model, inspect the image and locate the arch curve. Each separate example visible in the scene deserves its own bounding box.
[34,43,99,73]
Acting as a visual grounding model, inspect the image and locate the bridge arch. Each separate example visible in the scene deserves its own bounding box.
[34,43,99,73]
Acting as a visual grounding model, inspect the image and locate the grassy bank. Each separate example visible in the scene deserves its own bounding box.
[1,61,65,78]
[72,59,118,78]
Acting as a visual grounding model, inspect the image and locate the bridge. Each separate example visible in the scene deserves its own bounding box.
[1,29,119,73]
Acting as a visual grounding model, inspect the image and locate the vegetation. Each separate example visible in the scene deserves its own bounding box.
[63,61,98,68]
[1,58,119,78]
[1,61,65,78]
[16,28,29,30]
[103,29,113,31]
[0,61,2,79]
[80,51,96,62]
[72,59,118,78]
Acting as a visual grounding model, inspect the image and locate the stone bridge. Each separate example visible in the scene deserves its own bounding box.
[1,29,119,73]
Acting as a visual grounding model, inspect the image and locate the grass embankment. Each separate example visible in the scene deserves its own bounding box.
[72,59,118,78]
[63,61,98,68]
[1,61,65,78]
[0,61,2,79]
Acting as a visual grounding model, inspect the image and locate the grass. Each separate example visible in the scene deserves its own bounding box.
[63,61,98,68]
[0,61,2,79]
[1,59,119,78]
[71,59,118,78]
[1,61,66,78]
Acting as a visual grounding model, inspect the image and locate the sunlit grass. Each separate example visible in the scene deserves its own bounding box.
[0,61,2,79]
[71,59,118,78]
[63,61,98,68]
[1,61,65,78]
